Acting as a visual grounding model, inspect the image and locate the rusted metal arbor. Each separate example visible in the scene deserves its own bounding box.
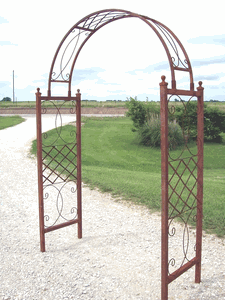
[35,9,204,300]
[160,77,204,299]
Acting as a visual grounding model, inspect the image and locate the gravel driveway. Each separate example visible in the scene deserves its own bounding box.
[0,115,225,300]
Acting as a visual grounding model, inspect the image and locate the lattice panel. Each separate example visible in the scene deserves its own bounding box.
[42,143,77,184]
[168,156,198,220]
[165,91,202,280]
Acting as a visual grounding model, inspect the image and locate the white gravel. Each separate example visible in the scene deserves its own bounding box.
[0,115,225,300]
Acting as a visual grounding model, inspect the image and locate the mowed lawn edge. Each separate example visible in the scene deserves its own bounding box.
[0,115,25,130]
[31,117,225,237]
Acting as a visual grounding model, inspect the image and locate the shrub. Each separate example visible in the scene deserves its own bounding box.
[126,97,225,148]
[174,101,225,142]
[204,107,225,142]
[137,118,184,150]
[168,122,185,150]
[126,97,160,131]
[126,97,147,131]
[145,102,160,123]
[137,118,161,147]
[126,97,185,149]
[172,101,199,141]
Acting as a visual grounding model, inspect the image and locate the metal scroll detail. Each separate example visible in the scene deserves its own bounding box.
[41,100,78,229]
[48,9,194,95]
[50,10,130,83]
[149,20,189,70]
[167,95,198,275]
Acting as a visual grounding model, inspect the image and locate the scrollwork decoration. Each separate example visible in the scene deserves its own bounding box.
[168,219,176,237]
[167,94,198,161]
[43,181,78,229]
[152,21,189,69]
[50,11,130,83]
[41,99,76,147]
[168,210,197,274]
[167,92,198,275]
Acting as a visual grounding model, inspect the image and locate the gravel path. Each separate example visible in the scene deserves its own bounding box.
[0,116,225,300]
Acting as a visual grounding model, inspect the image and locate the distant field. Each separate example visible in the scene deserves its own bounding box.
[0,100,128,108]
[207,101,225,111]
[1,100,225,110]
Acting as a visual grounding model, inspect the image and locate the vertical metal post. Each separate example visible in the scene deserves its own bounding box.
[195,81,204,283]
[36,88,45,252]
[160,75,169,300]
[76,89,82,239]
[13,70,15,104]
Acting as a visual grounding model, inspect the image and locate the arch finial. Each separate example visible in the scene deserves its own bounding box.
[36,87,41,95]
[197,81,204,90]
[160,75,168,86]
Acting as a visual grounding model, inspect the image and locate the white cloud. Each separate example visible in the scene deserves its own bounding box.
[0,16,9,24]
[0,41,18,46]
[0,0,225,101]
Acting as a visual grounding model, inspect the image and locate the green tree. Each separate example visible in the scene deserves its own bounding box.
[126,97,147,131]
[1,97,12,101]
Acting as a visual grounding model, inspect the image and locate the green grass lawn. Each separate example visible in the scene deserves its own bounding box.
[0,115,25,130]
[31,117,225,237]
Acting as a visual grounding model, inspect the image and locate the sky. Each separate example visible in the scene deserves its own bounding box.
[1,0,225,102]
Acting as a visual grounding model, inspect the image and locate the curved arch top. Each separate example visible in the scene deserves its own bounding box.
[48,9,194,97]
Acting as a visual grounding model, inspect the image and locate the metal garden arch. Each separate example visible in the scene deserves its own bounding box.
[35,9,204,300]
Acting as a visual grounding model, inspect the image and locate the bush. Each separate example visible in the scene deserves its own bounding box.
[172,101,199,141]
[146,102,160,122]
[126,97,225,148]
[168,122,186,149]
[174,101,225,142]
[204,107,225,142]
[126,97,147,131]
[138,118,184,149]
[126,97,185,149]
[137,119,161,147]
[126,97,160,131]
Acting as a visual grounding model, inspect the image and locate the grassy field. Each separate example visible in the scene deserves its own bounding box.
[0,100,128,108]
[1,100,225,111]
[0,115,25,130]
[31,117,225,237]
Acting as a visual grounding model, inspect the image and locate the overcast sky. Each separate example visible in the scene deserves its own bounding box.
[1,0,225,102]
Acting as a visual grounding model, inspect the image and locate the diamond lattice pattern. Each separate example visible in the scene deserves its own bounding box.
[168,156,198,219]
[42,143,77,184]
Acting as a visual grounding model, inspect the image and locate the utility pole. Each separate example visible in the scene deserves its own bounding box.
[13,70,15,103]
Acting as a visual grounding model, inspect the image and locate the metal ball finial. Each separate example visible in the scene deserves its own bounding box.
[77,89,80,93]
[197,80,204,91]
[160,75,167,87]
